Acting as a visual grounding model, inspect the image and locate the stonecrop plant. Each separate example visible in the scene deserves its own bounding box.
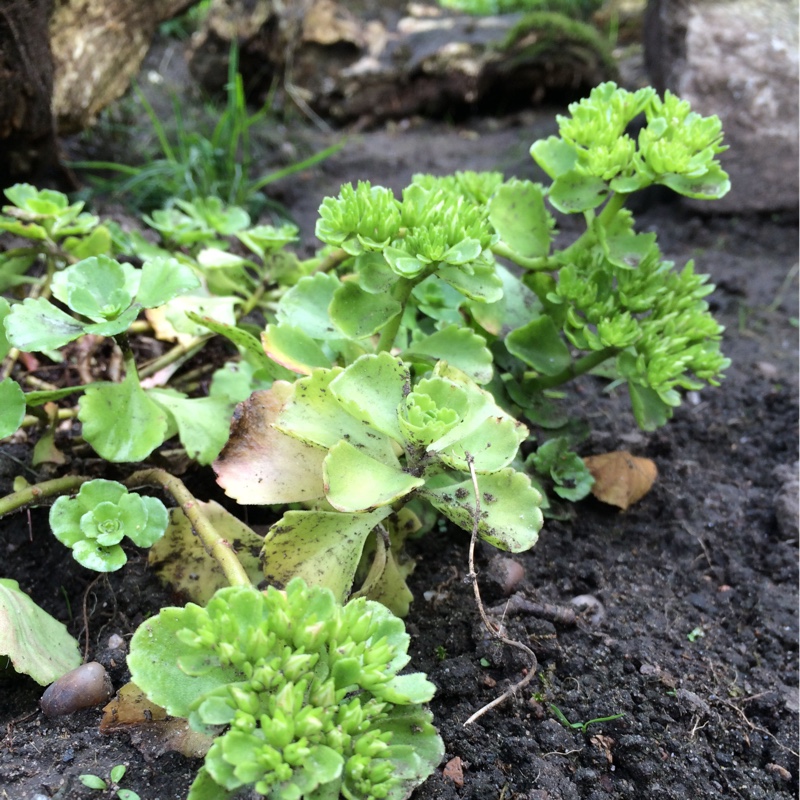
[128,578,444,800]
[0,81,731,798]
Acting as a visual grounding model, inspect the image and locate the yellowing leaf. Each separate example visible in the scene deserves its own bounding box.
[214,382,326,504]
[583,451,657,510]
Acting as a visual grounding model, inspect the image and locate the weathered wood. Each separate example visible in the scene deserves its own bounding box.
[190,0,618,125]
[50,0,196,133]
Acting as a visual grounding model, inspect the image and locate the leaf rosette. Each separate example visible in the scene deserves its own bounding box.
[128,578,444,800]
[49,479,168,572]
[215,353,543,596]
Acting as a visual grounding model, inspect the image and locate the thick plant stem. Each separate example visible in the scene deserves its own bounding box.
[113,332,140,380]
[126,468,251,588]
[138,336,211,380]
[491,242,551,272]
[0,475,92,518]
[376,278,415,353]
[525,346,619,391]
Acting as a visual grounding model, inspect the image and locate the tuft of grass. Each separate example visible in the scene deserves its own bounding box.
[70,44,342,216]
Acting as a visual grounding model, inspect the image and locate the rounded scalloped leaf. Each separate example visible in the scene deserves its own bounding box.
[422,468,543,552]
[4,297,84,352]
[505,316,572,376]
[128,604,243,719]
[0,579,82,686]
[329,281,402,338]
[529,136,579,180]
[136,257,201,308]
[402,325,493,385]
[329,353,408,443]
[548,170,610,214]
[51,256,138,320]
[0,377,25,438]
[324,440,424,512]
[488,179,553,259]
[78,375,169,462]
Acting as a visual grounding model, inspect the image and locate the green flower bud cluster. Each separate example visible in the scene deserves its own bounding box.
[549,239,729,405]
[49,479,168,572]
[556,83,654,185]
[637,92,726,181]
[128,579,443,800]
[535,82,729,201]
[315,178,495,280]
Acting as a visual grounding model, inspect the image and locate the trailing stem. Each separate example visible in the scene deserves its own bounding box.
[463,454,538,727]
[524,346,619,391]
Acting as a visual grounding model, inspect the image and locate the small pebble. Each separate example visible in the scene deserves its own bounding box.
[108,633,125,650]
[40,662,113,718]
[485,555,525,595]
[569,594,606,625]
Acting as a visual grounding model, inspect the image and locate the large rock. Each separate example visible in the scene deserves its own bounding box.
[644,0,799,212]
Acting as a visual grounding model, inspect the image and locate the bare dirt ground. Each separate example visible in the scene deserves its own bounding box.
[1,35,798,800]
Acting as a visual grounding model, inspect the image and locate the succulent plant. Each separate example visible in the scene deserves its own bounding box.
[128,578,444,800]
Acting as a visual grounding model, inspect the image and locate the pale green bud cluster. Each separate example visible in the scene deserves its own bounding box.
[315,177,495,280]
[551,241,730,407]
[536,82,729,202]
[129,578,442,800]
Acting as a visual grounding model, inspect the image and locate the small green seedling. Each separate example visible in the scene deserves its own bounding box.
[549,703,625,733]
[687,626,705,642]
[49,479,169,572]
[79,764,140,800]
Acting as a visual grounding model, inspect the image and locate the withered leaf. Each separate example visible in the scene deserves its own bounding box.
[101,682,213,760]
[583,450,657,510]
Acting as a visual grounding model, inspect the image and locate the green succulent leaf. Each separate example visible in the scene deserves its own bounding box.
[0,251,38,292]
[548,170,610,214]
[4,296,85,351]
[277,273,342,340]
[49,479,168,570]
[129,580,442,800]
[78,372,170,462]
[0,377,25,438]
[329,281,402,339]
[0,579,81,685]
[437,261,503,303]
[328,353,408,443]
[658,165,731,200]
[136,256,201,308]
[262,323,332,375]
[422,468,543,552]
[505,316,572,376]
[148,390,235,465]
[529,136,579,180]
[488,179,554,259]
[402,325,493,385]
[262,507,392,603]
[275,369,398,464]
[528,437,594,502]
[50,255,138,321]
[627,381,674,431]
[324,440,424,512]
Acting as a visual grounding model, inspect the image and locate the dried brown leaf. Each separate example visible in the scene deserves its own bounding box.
[583,450,657,510]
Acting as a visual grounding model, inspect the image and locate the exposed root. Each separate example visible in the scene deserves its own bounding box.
[463,454,538,726]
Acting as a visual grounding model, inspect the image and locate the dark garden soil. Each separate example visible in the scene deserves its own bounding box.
[1,39,798,800]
